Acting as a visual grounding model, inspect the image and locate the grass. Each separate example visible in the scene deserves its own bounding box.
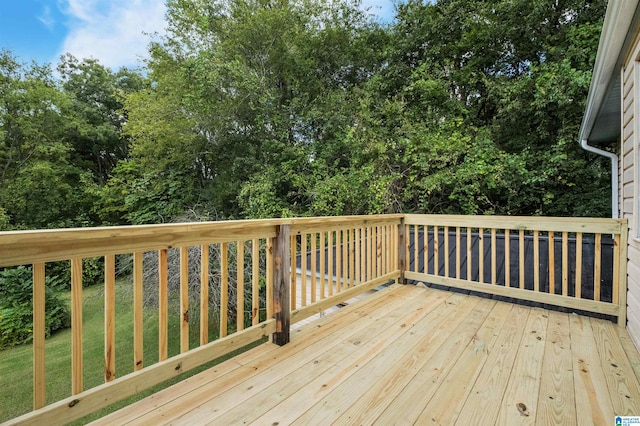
[0,280,265,424]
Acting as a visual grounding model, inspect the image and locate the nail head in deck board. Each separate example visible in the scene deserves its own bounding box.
[273,225,291,346]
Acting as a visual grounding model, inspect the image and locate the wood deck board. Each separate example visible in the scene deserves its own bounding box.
[89,285,640,426]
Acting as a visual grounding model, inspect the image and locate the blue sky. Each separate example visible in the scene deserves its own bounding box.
[0,0,397,70]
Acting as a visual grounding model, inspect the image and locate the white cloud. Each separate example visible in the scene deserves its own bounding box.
[57,0,166,69]
[38,5,55,30]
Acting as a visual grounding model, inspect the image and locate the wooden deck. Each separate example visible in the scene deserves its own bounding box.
[90,284,640,425]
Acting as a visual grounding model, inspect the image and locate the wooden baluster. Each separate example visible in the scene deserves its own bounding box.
[158,249,168,361]
[220,243,228,338]
[455,227,461,279]
[533,231,540,292]
[467,227,473,281]
[266,238,274,318]
[252,239,260,326]
[423,225,429,275]
[340,229,349,291]
[354,228,360,286]
[104,255,116,382]
[404,224,410,276]
[595,233,601,301]
[132,253,143,371]
[613,232,620,306]
[311,233,317,301]
[180,247,189,352]
[491,229,497,284]
[479,228,484,283]
[434,226,439,276]
[575,233,582,299]
[328,231,334,297]
[504,230,510,287]
[444,226,449,278]
[377,226,382,277]
[301,233,307,305]
[549,232,555,294]
[290,234,297,310]
[33,262,46,409]
[383,226,388,275]
[562,232,569,296]
[519,230,525,289]
[236,241,244,331]
[413,225,419,273]
[349,229,355,287]
[372,226,377,281]
[201,245,209,344]
[319,232,326,299]
[72,258,83,392]
[337,230,343,292]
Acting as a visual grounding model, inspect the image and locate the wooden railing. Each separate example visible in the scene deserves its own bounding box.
[0,215,403,425]
[0,214,627,424]
[289,217,401,323]
[402,215,628,325]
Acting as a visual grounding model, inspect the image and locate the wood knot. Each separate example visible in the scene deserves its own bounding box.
[68,399,80,408]
[516,402,529,416]
[183,309,189,323]
[175,362,182,371]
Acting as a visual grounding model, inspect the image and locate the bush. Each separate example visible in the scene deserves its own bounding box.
[0,266,71,349]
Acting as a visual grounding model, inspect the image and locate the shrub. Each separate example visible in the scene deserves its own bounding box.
[0,266,71,349]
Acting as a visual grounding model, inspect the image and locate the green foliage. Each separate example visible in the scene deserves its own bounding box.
[0,0,613,229]
[0,267,70,349]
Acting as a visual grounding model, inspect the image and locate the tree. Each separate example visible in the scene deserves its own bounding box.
[58,55,146,184]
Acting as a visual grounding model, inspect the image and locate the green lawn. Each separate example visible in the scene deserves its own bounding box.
[0,281,263,423]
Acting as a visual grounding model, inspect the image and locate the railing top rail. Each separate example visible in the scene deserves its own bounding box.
[404,214,627,235]
[0,214,404,267]
[0,213,627,267]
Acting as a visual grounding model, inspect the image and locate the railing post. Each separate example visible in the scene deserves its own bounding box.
[272,224,291,345]
[398,217,406,284]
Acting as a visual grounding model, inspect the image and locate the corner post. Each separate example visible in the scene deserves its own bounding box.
[272,224,291,345]
[618,220,628,329]
[398,217,406,284]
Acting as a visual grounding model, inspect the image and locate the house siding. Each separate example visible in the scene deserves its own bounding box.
[623,41,640,350]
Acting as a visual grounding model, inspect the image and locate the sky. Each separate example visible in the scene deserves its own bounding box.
[0,0,397,70]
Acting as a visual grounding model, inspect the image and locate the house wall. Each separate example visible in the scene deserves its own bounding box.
[622,35,640,350]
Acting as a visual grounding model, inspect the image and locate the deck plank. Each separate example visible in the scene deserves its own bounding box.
[570,315,615,425]
[297,293,482,425]
[221,290,462,425]
[496,307,548,424]
[413,301,513,425]
[372,297,497,424]
[93,284,413,425]
[454,304,530,425]
[87,285,640,426]
[590,318,640,415]
[535,311,576,426]
[165,286,442,425]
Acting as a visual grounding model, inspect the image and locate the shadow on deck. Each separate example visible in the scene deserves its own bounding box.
[90,284,640,425]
